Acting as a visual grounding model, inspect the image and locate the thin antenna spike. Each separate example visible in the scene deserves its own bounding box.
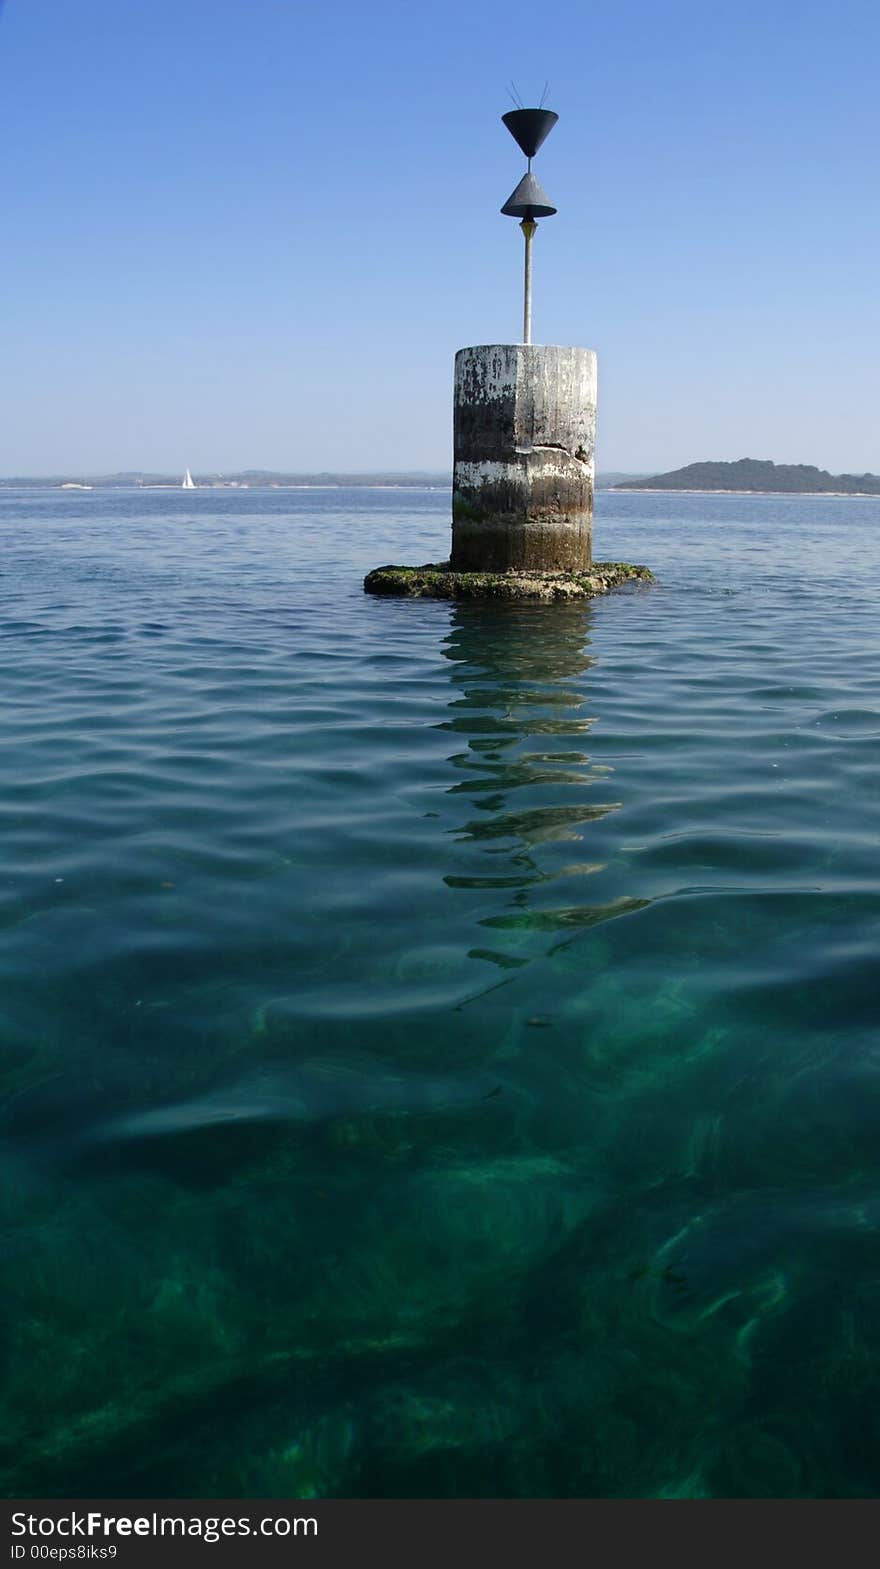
[538,80,550,109]
[508,79,524,109]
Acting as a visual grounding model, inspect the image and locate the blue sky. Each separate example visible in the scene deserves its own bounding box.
[1,0,879,475]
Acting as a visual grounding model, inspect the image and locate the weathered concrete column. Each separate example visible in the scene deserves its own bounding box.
[452,344,596,573]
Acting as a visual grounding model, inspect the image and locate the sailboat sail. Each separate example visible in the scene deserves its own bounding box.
[182,468,196,489]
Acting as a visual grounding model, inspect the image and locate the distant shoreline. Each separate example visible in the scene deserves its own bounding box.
[0,482,454,493]
[3,481,877,498]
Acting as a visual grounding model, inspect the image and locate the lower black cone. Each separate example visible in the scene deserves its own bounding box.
[501,170,557,219]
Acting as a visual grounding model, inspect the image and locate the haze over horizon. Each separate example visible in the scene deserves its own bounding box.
[2,0,879,477]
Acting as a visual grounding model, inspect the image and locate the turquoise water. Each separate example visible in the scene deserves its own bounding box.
[1,485,879,1498]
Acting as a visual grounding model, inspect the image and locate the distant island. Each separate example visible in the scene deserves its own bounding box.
[613,458,880,495]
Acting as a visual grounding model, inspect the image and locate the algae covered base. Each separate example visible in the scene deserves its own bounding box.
[364,561,654,602]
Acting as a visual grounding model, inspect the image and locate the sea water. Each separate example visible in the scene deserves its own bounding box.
[0,486,879,1497]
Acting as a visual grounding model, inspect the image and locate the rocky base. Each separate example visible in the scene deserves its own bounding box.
[363,561,654,602]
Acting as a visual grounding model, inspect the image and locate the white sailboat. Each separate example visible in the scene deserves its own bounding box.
[182,468,196,490]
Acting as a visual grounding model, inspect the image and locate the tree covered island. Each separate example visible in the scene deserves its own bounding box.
[613,458,880,495]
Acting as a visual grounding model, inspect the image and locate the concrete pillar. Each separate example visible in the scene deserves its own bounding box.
[452,344,596,573]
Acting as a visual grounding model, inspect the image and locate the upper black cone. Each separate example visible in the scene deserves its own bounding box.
[501,108,559,159]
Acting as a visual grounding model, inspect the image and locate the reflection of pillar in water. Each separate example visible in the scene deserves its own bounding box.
[439,603,614,864]
[437,605,646,984]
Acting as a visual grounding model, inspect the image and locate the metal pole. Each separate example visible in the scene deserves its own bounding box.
[521,218,536,344]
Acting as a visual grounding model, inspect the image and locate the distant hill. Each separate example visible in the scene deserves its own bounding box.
[613,458,880,495]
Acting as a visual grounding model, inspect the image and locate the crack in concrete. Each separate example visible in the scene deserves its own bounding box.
[515,443,590,464]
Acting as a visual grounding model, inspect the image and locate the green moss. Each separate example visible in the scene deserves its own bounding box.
[363,562,655,602]
[451,498,482,524]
